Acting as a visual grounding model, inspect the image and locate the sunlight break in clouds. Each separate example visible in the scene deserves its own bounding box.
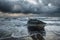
[26,0,38,5]
[39,0,44,5]
[47,3,57,10]
[48,3,52,7]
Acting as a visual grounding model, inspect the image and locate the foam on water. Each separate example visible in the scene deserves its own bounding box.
[0,17,60,39]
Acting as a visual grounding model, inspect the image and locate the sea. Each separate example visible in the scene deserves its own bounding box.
[0,17,60,40]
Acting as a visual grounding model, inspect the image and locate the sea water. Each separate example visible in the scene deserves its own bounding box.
[0,17,60,40]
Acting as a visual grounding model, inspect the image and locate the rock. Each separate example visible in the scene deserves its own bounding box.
[27,19,46,30]
[27,19,46,27]
[27,19,46,40]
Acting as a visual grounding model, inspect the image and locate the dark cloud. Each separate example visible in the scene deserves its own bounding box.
[0,0,60,14]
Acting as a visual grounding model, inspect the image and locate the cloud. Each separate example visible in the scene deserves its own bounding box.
[0,0,59,13]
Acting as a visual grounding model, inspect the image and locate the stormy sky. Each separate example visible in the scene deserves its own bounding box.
[0,0,60,16]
